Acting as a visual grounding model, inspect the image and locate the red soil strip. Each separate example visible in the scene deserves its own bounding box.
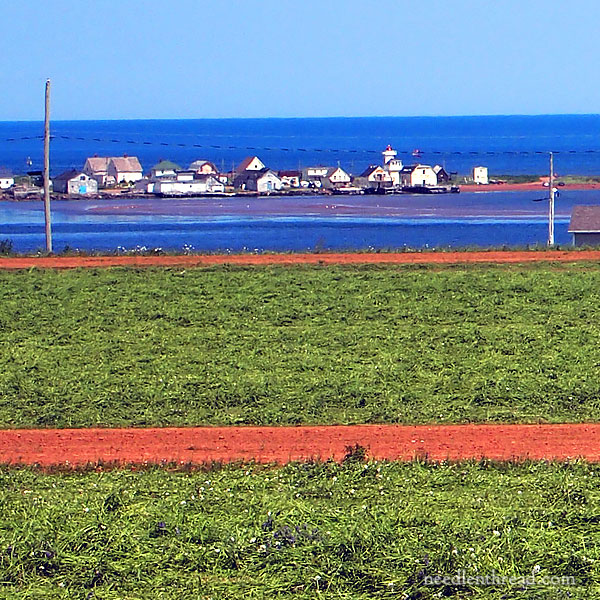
[2,250,600,270]
[1,424,599,466]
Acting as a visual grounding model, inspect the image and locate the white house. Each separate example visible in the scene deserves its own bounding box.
[83,156,111,186]
[382,145,403,186]
[325,166,352,186]
[234,169,282,193]
[361,165,393,183]
[0,167,14,189]
[153,174,225,196]
[473,166,489,185]
[84,155,143,186]
[400,164,438,187]
[235,156,266,173]
[53,170,98,195]
[107,156,143,184]
[150,160,181,179]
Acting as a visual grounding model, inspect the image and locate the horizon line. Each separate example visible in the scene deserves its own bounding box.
[2,112,600,124]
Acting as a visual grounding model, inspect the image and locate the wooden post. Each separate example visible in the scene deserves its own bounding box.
[548,152,555,246]
[43,79,52,253]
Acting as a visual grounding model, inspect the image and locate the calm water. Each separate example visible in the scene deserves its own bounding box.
[2,115,600,251]
[1,191,597,253]
[2,114,600,176]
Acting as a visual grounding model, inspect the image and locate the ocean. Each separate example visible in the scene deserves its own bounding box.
[2,114,600,177]
[1,115,600,252]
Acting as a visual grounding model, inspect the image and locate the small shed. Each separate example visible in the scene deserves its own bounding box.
[569,205,600,246]
[53,170,98,195]
[0,167,14,189]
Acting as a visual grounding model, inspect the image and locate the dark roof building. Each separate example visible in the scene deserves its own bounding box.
[569,205,600,246]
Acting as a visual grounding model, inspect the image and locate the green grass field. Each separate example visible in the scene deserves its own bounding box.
[2,263,600,428]
[0,460,598,599]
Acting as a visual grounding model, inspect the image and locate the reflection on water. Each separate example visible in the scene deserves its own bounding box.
[1,191,598,252]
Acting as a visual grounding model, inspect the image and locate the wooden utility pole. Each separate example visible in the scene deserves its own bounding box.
[43,79,52,253]
[548,152,555,246]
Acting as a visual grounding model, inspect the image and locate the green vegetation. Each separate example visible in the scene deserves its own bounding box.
[0,461,597,598]
[2,264,600,428]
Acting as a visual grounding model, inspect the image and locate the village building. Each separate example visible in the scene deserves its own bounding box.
[83,156,111,186]
[234,168,282,193]
[361,165,393,184]
[150,160,181,179]
[400,164,438,187]
[84,155,143,186]
[304,166,330,178]
[235,156,266,173]
[152,174,225,196]
[52,170,98,196]
[473,166,489,184]
[382,145,403,186]
[433,165,451,184]
[189,160,218,174]
[569,205,600,246]
[324,166,352,187]
[279,170,302,187]
[107,156,143,184]
[0,167,14,189]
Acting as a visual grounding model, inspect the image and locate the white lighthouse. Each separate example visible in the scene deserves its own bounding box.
[382,144,403,186]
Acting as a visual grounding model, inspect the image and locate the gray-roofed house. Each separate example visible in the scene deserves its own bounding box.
[569,205,600,246]
[189,160,218,175]
[53,170,98,196]
[0,167,14,189]
[107,156,143,184]
[83,156,111,186]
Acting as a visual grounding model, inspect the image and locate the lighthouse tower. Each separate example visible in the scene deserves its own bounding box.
[382,144,403,186]
[382,144,397,165]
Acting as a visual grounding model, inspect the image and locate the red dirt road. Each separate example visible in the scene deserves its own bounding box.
[2,250,600,270]
[2,424,599,466]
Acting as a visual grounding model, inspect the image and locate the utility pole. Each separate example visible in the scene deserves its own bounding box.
[43,79,53,253]
[548,152,555,246]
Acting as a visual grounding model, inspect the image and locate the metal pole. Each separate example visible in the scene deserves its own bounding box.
[43,79,52,253]
[548,152,555,246]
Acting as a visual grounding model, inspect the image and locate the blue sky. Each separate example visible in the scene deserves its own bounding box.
[0,0,598,120]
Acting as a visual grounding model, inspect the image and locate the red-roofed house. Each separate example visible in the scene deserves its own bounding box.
[235,156,265,173]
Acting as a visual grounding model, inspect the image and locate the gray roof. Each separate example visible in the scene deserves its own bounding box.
[569,205,600,232]
[54,169,85,181]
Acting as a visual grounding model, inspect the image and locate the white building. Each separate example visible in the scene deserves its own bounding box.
[83,156,111,186]
[0,167,14,189]
[153,174,225,196]
[235,156,266,173]
[473,166,489,185]
[361,165,393,183]
[107,156,143,184]
[234,169,282,193]
[400,165,438,187]
[150,160,181,179]
[325,166,351,186]
[84,155,143,186]
[53,170,98,195]
[382,145,403,186]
